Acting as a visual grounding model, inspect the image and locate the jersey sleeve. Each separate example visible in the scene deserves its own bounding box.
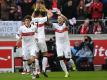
[32,17,39,23]
[16,26,22,39]
[17,27,22,35]
[32,16,48,23]
[37,16,48,23]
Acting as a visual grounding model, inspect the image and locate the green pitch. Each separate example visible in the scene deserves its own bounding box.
[0,71,107,80]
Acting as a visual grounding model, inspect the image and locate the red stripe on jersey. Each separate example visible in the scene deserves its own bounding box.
[21,32,35,36]
[37,23,44,27]
[55,28,68,33]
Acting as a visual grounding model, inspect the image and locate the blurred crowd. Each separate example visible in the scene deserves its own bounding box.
[0,0,107,34]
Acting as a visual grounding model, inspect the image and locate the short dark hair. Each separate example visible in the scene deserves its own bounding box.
[23,15,31,21]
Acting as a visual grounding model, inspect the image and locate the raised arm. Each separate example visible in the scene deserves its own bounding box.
[59,14,70,26]
[46,9,53,19]
[59,14,68,22]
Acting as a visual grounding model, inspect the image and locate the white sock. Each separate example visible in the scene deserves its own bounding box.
[35,59,40,74]
[26,61,30,72]
[69,59,75,65]
[68,59,76,69]
[42,57,48,72]
[23,61,27,72]
[60,60,68,74]
[23,61,30,72]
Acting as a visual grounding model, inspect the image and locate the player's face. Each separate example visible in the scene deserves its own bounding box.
[36,2,44,9]
[57,16,64,24]
[24,19,31,27]
[36,3,41,9]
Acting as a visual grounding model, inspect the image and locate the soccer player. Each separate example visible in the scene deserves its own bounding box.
[52,14,76,77]
[31,0,52,77]
[15,15,39,76]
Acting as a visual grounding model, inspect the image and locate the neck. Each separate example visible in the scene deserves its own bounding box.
[25,25,31,28]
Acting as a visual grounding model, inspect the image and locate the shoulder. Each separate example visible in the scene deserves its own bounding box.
[19,25,24,30]
[52,23,58,27]
[31,24,37,28]
[18,25,25,33]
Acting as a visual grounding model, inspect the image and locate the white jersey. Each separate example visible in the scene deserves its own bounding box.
[32,17,48,52]
[32,17,48,39]
[53,23,72,58]
[18,25,37,47]
[18,25,39,59]
[53,23,69,42]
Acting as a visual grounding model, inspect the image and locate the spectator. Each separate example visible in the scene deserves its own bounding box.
[70,41,80,69]
[89,0,103,20]
[19,0,33,18]
[1,0,10,20]
[44,0,51,9]
[17,4,22,20]
[101,0,107,18]
[78,19,89,34]
[76,35,94,71]
[61,0,74,19]
[52,0,58,9]
[48,0,61,22]
[44,0,64,10]
[84,0,93,18]
[71,41,80,56]
[61,0,79,19]
[85,0,93,7]
[77,0,86,19]
[9,1,20,20]
[93,21,102,34]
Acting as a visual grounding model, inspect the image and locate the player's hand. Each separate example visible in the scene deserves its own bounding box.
[14,46,18,52]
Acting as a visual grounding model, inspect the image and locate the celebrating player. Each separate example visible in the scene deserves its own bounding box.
[52,14,76,77]
[31,0,52,77]
[15,15,39,78]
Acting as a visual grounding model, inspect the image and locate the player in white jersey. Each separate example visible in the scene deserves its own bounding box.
[31,0,53,77]
[32,16,48,77]
[16,15,39,76]
[52,14,76,77]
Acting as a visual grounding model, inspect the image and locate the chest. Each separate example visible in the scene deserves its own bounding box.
[21,27,35,33]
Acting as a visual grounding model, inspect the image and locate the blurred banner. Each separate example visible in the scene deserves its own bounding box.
[0,40,107,67]
[0,47,14,72]
[0,21,21,37]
